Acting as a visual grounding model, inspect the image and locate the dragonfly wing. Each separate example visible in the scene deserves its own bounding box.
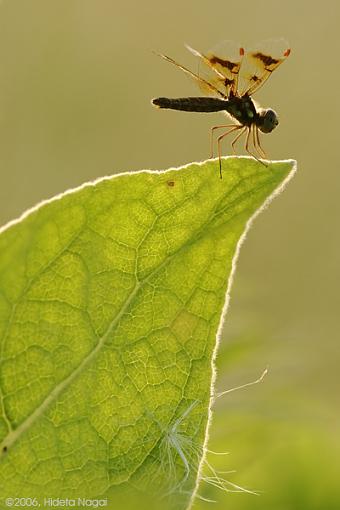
[186,41,244,97]
[155,52,227,98]
[238,39,291,96]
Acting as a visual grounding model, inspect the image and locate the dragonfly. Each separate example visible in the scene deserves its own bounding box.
[152,40,291,178]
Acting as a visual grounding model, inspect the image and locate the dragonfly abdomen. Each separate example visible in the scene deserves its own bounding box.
[152,97,228,113]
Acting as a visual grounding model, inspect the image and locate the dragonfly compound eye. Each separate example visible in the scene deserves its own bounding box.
[259,108,279,133]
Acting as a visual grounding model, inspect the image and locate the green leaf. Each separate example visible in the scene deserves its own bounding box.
[0,157,295,509]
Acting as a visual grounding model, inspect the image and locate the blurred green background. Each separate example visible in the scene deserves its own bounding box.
[0,1,339,508]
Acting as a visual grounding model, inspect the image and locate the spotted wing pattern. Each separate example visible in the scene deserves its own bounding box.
[186,43,244,98]
[154,52,227,99]
[155,40,290,100]
[238,43,291,95]
[186,39,290,98]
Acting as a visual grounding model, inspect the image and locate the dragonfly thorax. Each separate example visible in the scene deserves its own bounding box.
[225,94,258,126]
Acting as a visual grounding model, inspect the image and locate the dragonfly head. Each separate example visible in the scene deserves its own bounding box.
[258,108,279,133]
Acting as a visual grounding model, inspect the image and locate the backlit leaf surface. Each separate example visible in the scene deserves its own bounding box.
[0,157,295,509]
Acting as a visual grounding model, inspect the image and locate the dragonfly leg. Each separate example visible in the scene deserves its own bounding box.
[254,126,269,163]
[231,126,247,154]
[245,126,267,166]
[217,126,242,179]
[210,124,237,158]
